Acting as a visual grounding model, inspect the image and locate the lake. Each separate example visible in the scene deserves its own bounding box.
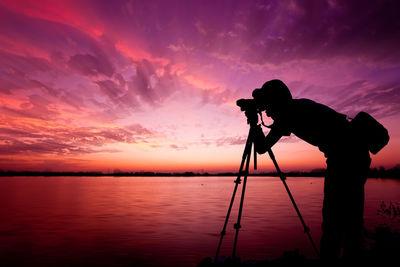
[0,176,399,266]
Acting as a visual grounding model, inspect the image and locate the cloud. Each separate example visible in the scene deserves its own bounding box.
[190,0,400,66]
[95,80,125,100]
[0,137,98,155]
[331,80,400,119]
[126,124,153,135]
[0,95,60,121]
[0,123,156,156]
[94,78,140,112]
[256,0,400,64]
[0,49,51,74]
[0,0,240,111]
[0,127,42,138]
[68,53,115,77]
[170,144,187,151]
[97,128,141,144]
[216,136,247,147]
[0,50,53,93]
[0,5,95,58]
[122,59,188,106]
[200,87,239,106]
[213,134,301,148]
[59,89,86,109]
[130,59,157,104]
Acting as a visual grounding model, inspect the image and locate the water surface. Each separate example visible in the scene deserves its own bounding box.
[0,176,399,266]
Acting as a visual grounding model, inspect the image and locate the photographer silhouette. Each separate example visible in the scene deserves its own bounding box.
[250,79,388,261]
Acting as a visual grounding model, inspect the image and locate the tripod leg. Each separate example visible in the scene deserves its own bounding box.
[232,132,253,259]
[215,128,253,261]
[267,149,320,257]
[253,142,257,170]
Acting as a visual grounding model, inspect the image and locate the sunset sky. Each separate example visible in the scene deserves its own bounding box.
[0,0,399,173]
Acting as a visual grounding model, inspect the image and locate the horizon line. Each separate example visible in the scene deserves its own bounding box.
[1,167,399,179]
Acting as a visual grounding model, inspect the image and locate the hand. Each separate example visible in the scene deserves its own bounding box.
[245,110,258,126]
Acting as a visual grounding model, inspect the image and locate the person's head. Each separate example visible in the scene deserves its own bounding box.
[252,79,292,118]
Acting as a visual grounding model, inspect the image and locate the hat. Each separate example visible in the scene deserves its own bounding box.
[252,79,292,106]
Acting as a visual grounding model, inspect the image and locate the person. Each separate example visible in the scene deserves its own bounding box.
[249,79,371,261]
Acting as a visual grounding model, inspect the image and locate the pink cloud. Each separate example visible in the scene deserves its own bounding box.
[0,122,155,156]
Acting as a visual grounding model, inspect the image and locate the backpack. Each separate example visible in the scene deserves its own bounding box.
[350,112,389,154]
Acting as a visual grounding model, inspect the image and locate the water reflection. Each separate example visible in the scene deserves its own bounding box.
[0,176,399,266]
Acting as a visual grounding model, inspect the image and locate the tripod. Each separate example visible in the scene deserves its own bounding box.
[215,124,320,261]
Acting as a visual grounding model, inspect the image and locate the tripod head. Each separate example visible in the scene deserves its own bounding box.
[237,98,272,128]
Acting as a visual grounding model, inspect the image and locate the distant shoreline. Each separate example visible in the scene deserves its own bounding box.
[1,168,399,179]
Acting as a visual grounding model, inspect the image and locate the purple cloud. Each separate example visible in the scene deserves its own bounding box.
[68,53,115,77]
[129,59,157,104]
[95,80,125,100]
[168,0,400,65]
[332,81,400,119]
[0,51,52,93]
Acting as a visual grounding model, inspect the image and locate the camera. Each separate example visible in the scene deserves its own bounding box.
[236,99,257,112]
[236,98,259,125]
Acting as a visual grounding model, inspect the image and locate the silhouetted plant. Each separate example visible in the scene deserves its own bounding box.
[377,201,400,227]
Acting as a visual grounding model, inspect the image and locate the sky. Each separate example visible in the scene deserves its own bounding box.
[0,0,399,173]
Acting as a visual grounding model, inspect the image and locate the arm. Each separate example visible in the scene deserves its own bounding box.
[252,125,283,154]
